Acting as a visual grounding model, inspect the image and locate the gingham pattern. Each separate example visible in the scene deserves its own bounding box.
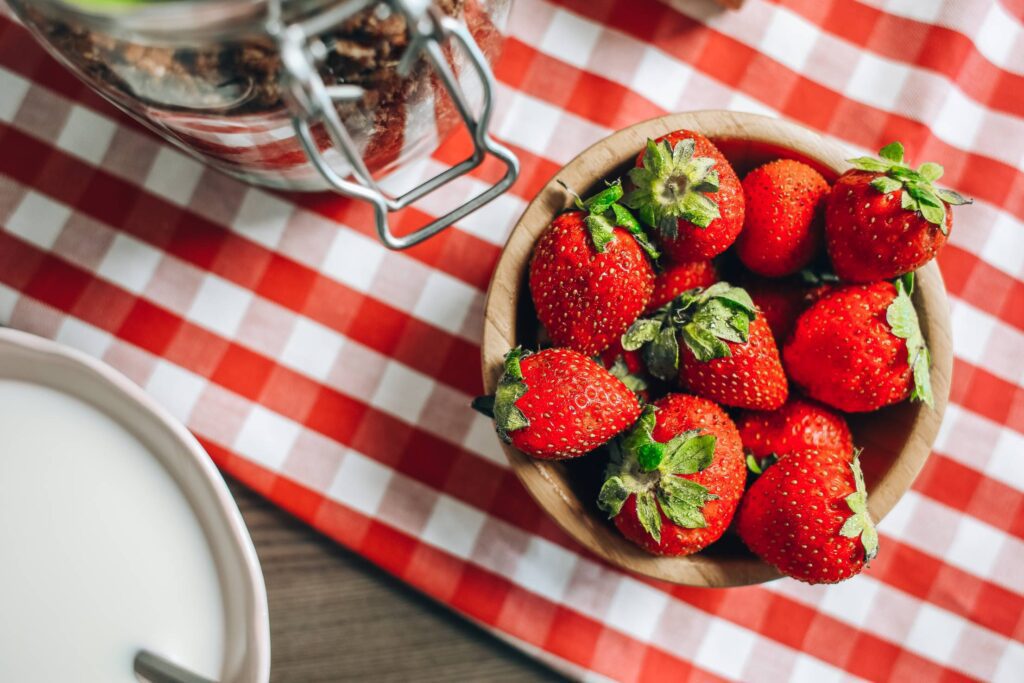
[1,0,1022,680]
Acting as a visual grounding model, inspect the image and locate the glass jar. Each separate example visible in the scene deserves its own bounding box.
[7,0,519,249]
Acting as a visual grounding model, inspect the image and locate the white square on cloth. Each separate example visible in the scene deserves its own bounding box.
[234,405,301,471]
[143,147,203,207]
[759,8,820,72]
[845,53,911,111]
[55,105,117,166]
[539,8,603,70]
[187,274,253,339]
[420,495,487,560]
[513,536,578,604]
[605,576,669,641]
[905,603,966,666]
[6,190,71,251]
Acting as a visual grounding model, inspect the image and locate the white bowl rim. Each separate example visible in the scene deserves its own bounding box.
[0,326,271,682]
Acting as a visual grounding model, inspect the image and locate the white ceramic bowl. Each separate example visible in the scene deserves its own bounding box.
[0,327,270,682]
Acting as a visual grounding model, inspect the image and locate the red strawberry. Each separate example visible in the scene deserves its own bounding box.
[530,183,657,356]
[599,394,746,556]
[474,347,640,460]
[736,398,853,461]
[783,275,933,412]
[682,315,787,411]
[645,260,719,314]
[737,449,878,584]
[625,130,744,261]
[743,277,833,344]
[825,142,971,282]
[623,283,788,410]
[736,159,830,277]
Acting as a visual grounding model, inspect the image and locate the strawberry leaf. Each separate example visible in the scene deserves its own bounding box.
[917,161,943,182]
[670,137,695,165]
[679,190,720,228]
[910,346,934,407]
[597,475,631,517]
[901,190,919,212]
[610,203,661,260]
[879,141,904,163]
[635,490,662,542]
[840,453,879,562]
[886,275,934,408]
[565,180,661,259]
[623,137,722,236]
[622,318,663,352]
[599,407,719,541]
[690,299,748,344]
[706,283,756,314]
[582,182,624,215]
[851,142,968,231]
[625,282,755,371]
[491,347,531,442]
[657,476,715,529]
[585,213,616,253]
[848,156,893,172]
[745,452,778,476]
[621,409,665,472]
[663,432,716,475]
[680,322,733,362]
[918,202,946,228]
[643,326,681,381]
[870,176,902,195]
[899,271,915,296]
[644,138,671,178]
[936,188,971,206]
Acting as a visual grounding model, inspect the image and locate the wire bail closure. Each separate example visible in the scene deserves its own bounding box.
[269,0,519,250]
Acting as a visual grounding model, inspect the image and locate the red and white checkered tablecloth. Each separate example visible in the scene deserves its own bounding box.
[1,0,1022,680]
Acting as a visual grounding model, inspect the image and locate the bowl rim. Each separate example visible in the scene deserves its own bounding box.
[0,326,271,680]
[480,110,952,587]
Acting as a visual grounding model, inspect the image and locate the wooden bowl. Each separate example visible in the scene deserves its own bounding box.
[481,111,952,587]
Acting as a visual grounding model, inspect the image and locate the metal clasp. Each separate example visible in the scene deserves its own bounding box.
[269,0,519,250]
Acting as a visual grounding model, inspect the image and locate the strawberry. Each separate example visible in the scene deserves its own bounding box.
[623,283,788,410]
[473,347,640,460]
[736,398,853,462]
[645,259,719,314]
[736,159,830,277]
[624,130,744,261]
[737,449,878,584]
[599,394,746,556]
[825,142,971,282]
[742,275,834,344]
[530,182,657,356]
[783,274,933,412]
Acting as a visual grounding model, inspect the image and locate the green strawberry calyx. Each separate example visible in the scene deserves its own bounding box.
[848,141,971,235]
[559,180,660,261]
[607,354,649,395]
[745,452,778,476]
[471,346,531,442]
[886,273,934,408]
[838,451,879,563]
[620,282,757,381]
[624,137,721,235]
[598,406,718,543]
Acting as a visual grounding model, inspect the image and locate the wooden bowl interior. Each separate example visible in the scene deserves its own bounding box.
[482,112,952,587]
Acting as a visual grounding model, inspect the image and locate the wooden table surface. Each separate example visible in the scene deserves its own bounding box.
[229,479,566,682]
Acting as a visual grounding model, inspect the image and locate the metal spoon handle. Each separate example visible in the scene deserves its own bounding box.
[134,650,217,683]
